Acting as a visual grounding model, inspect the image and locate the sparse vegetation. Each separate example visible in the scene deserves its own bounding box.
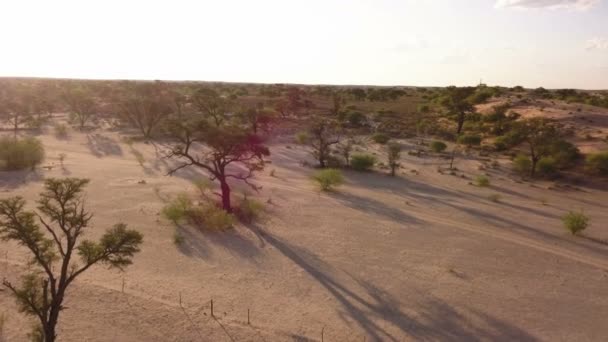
[54,123,69,138]
[562,211,589,235]
[430,141,447,153]
[234,195,265,223]
[350,153,376,171]
[457,134,482,147]
[585,152,608,175]
[295,131,309,145]
[475,175,490,187]
[312,168,344,191]
[0,136,45,171]
[372,133,390,144]
[162,193,193,223]
[513,154,532,176]
[488,194,501,202]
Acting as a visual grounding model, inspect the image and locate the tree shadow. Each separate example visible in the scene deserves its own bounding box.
[85,133,123,157]
[330,190,421,225]
[250,227,538,341]
[175,223,263,263]
[0,169,45,190]
[447,202,608,256]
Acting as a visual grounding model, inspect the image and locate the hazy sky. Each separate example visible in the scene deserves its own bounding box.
[0,0,607,88]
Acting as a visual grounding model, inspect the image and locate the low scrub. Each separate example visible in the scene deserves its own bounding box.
[512,154,532,176]
[189,203,235,230]
[350,153,376,171]
[312,168,344,191]
[562,211,589,235]
[585,152,608,175]
[457,134,482,147]
[0,137,45,171]
[430,141,447,153]
[372,133,390,144]
[295,131,309,145]
[475,175,490,187]
[161,193,192,223]
[234,195,265,223]
[162,194,234,230]
[537,156,557,177]
[54,124,69,138]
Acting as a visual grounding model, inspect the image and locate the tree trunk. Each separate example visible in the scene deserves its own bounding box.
[456,113,465,135]
[44,320,57,342]
[390,166,396,176]
[219,178,231,212]
[530,158,538,178]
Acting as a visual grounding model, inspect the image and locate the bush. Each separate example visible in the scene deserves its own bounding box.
[430,141,447,153]
[54,124,69,138]
[312,169,344,191]
[350,154,376,171]
[585,152,608,175]
[457,134,482,147]
[513,154,532,175]
[173,231,185,245]
[488,194,501,202]
[234,196,265,223]
[562,211,589,235]
[372,133,390,144]
[346,111,366,127]
[0,137,45,171]
[189,203,235,230]
[162,194,192,223]
[537,156,557,177]
[475,175,490,187]
[295,131,309,145]
[549,140,579,169]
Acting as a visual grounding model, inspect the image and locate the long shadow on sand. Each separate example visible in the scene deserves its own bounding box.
[175,224,262,263]
[0,169,45,191]
[85,133,123,157]
[249,226,538,341]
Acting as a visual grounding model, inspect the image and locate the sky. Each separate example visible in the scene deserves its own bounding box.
[0,0,606,89]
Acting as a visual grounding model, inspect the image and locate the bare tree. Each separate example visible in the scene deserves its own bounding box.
[0,178,143,342]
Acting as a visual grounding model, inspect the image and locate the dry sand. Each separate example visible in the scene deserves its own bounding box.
[1,121,608,341]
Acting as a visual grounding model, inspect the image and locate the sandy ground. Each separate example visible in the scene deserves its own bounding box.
[1,123,608,341]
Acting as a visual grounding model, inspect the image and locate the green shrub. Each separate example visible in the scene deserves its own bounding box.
[372,133,390,144]
[189,203,235,230]
[457,134,482,147]
[295,131,309,145]
[312,169,344,191]
[513,154,532,175]
[162,194,192,223]
[54,124,69,138]
[562,211,589,235]
[549,140,579,169]
[0,137,45,171]
[235,196,265,223]
[537,156,557,177]
[585,152,608,175]
[173,231,185,245]
[430,141,447,153]
[350,154,376,171]
[475,175,490,187]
